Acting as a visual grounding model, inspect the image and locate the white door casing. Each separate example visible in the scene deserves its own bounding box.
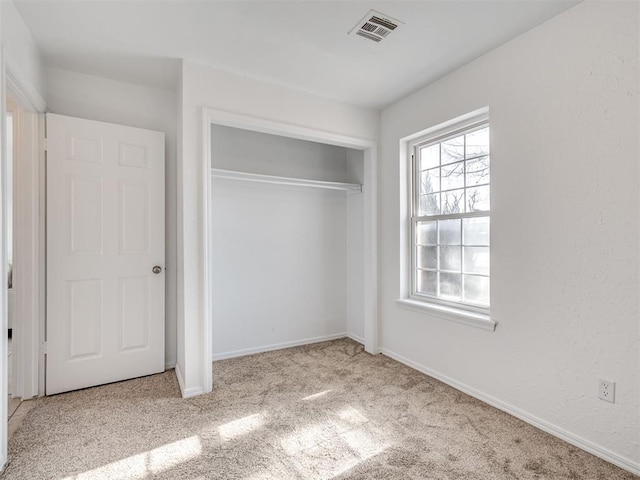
[46,113,165,395]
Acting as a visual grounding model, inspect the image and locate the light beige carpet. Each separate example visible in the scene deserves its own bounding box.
[1,339,636,479]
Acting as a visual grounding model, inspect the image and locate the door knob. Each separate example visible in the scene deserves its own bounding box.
[152,265,163,274]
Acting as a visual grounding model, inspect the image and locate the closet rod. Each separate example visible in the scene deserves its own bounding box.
[211,168,362,193]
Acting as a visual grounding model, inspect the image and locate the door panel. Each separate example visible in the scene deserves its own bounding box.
[118,276,149,351]
[46,113,165,395]
[69,176,103,254]
[119,181,149,254]
[68,279,102,359]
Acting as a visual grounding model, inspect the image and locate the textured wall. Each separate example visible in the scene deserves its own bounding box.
[379,1,639,470]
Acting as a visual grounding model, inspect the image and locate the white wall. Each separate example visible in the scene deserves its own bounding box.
[211,124,357,182]
[211,125,360,357]
[346,149,365,341]
[211,181,348,357]
[178,61,379,395]
[380,1,639,472]
[46,67,178,369]
[1,0,46,110]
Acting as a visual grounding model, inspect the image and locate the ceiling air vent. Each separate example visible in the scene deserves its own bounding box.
[349,10,403,43]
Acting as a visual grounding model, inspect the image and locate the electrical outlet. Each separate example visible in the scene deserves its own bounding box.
[598,379,615,403]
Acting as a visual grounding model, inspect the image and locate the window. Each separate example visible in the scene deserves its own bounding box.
[409,119,490,313]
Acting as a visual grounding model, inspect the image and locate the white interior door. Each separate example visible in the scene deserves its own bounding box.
[46,113,165,395]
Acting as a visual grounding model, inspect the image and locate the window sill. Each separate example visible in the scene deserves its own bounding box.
[395,298,496,332]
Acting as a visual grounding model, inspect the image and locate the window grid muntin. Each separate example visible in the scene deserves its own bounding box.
[410,120,490,311]
[416,127,490,217]
[411,216,490,309]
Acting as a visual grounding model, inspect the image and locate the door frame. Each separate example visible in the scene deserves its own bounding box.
[0,54,47,467]
[5,64,45,402]
[200,108,378,395]
[6,91,43,402]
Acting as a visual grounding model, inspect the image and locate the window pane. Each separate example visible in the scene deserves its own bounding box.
[438,219,461,245]
[416,270,437,296]
[465,157,490,186]
[420,168,440,194]
[410,122,490,309]
[463,274,489,306]
[442,189,465,214]
[466,185,490,212]
[439,272,462,300]
[440,246,461,271]
[417,246,437,269]
[419,193,440,216]
[465,127,490,158]
[463,217,490,246]
[441,135,464,164]
[440,161,464,191]
[416,221,437,245]
[463,247,489,275]
[420,144,439,170]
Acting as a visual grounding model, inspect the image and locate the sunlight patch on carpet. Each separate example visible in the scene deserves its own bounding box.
[280,424,328,455]
[218,413,266,441]
[60,436,202,480]
[302,390,332,401]
[337,406,368,424]
[280,420,391,479]
[340,429,386,458]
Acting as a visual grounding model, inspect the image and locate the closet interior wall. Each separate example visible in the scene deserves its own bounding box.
[210,125,365,359]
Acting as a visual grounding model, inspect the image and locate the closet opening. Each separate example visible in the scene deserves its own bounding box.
[202,109,378,389]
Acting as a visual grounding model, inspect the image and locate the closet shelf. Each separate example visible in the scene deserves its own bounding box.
[211,168,362,193]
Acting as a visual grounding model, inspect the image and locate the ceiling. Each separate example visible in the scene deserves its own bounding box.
[15,1,580,109]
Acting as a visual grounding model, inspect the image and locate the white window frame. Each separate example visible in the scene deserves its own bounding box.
[397,111,495,331]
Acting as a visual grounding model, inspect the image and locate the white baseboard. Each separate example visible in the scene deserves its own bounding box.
[181,387,205,398]
[212,333,349,361]
[174,364,185,394]
[174,364,204,399]
[165,362,176,371]
[380,347,640,476]
[346,333,365,345]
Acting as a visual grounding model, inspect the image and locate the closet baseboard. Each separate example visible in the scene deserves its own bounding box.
[212,333,350,361]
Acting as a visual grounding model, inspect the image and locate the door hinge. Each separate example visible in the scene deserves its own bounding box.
[42,138,48,152]
[40,342,47,355]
